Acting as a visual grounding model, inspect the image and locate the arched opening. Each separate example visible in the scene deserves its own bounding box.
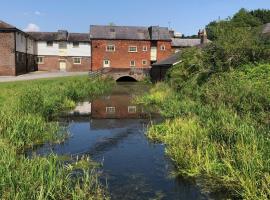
[116,76,137,82]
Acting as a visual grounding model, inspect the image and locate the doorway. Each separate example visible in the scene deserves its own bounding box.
[59,60,67,72]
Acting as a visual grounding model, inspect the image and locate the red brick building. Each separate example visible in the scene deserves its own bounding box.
[90,25,173,71]
[0,20,36,76]
[28,31,91,72]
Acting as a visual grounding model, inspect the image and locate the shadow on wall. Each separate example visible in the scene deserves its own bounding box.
[116,76,137,82]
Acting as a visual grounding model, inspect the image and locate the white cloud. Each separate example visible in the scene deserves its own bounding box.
[34,11,41,15]
[23,23,40,32]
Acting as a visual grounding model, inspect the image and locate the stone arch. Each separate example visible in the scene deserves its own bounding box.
[115,76,138,82]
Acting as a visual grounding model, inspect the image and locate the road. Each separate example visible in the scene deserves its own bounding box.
[0,71,89,83]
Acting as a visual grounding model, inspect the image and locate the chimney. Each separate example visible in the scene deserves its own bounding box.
[198,29,207,44]
[57,30,68,40]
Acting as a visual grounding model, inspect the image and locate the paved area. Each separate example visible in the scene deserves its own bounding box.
[0,71,89,83]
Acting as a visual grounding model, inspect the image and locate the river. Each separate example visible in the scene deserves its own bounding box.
[29,83,213,200]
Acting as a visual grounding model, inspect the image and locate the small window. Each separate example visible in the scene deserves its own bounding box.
[142,60,147,65]
[73,57,81,64]
[142,46,147,51]
[37,56,44,64]
[73,42,79,48]
[106,107,115,113]
[128,46,137,52]
[160,45,166,51]
[59,42,67,49]
[130,60,136,67]
[106,45,115,52]
[128,106,136,113]
[47,41,53,47]
[103,59,110,67]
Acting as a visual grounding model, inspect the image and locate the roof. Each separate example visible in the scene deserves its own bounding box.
[152,52,182,66]
[171,38,201,47]
[90,25,171,41]
[262,23,270,35]
[0,20,16,30]
[27,31,89,42]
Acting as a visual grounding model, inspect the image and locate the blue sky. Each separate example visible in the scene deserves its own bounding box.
[0,0,269,35]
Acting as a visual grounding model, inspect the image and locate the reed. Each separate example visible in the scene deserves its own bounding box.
[139,64,270,199]
[0,76,113,199]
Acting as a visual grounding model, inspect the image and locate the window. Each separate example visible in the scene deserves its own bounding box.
[73,42,79,48]
[142,60,147,65]
[106,107,115,113]
[47,41,53,47]
[130,60,136,67]
[59,42,67,49]
[142,46,147,51]
[128,46,137,52]
[128,106,136,113]
[73,57,81,64]
[37,56,44,64]
[103,59,110,67]
[106,45,115,52]
[160,45,166,51]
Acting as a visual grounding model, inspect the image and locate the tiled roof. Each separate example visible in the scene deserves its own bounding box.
[262,23,270,35]
[152,52,182,66]
[171,38,211,47]
[90,25,171,40]
[0,20,16,29]
[27,31,89,42]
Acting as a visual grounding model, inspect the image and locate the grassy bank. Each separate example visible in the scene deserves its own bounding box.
[0,76,113,199]
[137,64,270,199]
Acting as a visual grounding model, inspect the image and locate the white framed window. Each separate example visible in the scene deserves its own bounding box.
[128,106,136,113]
[73,42,79,48]
[47,41,53,47]
[128,46,137,52]
[106,45,115,52]
[103,59,110,67]
[142,60,147,65]
[37,56,44,64]
[106,107,115,113]
[142,46,147,51]
[130,60,136,67]
[73,57,81,65]
[160,45,166,51]
[59,42,67,49]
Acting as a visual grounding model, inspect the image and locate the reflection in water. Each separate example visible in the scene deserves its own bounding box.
[30,83,210,200]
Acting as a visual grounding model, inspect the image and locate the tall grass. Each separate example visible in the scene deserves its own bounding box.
[138,64,270,199]
[0,76,113,199]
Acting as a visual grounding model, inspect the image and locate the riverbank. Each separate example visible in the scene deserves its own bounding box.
[136,63,270,199]
[0,76,113,199]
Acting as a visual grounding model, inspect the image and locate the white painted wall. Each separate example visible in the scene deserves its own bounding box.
[36,41,59,56]
[67,42,91,57]
[16,32,27,53]
[27,38,36,55]
[37,41,91,57]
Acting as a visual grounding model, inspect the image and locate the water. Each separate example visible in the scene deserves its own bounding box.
[30,83,210,200]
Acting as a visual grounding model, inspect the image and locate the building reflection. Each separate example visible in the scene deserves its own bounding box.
[91,94,147,119]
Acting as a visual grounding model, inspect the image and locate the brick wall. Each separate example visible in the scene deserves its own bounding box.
[91,40,152,71]
[38,56,90,72]
[0,32,16,76]
[157,41,172,61]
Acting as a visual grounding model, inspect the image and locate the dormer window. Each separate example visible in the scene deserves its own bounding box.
[59,42,67,49]
[73,42,79,48]
[47,41,53,47]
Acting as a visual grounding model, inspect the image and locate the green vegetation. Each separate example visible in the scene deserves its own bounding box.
[137,9,270,200]
[0,76,113,199]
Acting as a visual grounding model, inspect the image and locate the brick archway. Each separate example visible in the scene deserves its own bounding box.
[115,76,138,82]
